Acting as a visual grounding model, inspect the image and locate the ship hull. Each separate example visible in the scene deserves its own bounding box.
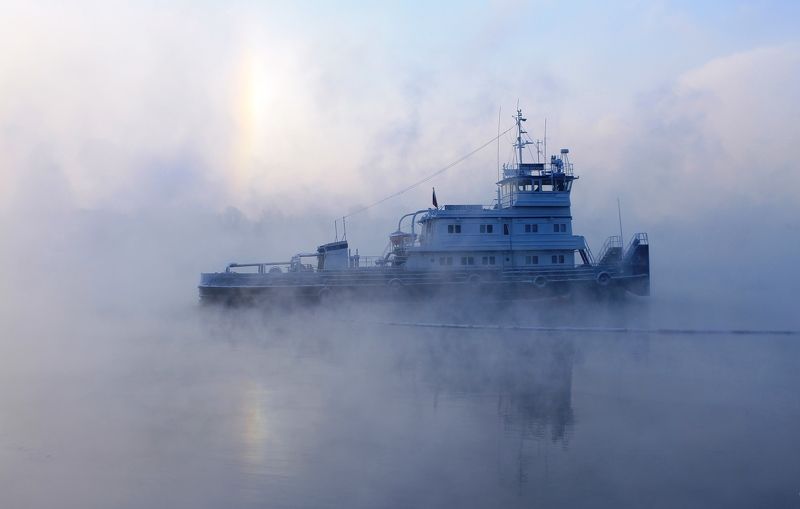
[198,267,649,306]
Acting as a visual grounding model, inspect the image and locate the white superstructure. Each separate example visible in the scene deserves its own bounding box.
[392,109,591,272]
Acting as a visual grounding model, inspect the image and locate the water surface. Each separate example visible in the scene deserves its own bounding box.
[1,302,798,508]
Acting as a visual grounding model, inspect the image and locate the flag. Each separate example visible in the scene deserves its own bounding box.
[432,187,438,208]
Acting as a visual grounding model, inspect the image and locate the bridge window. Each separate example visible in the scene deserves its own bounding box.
[525,255,539,265]
[447,224,461,234]
[480,224,494,234]
[460,256,474,265]
[524,224,538,233]
[439,256,453,266]
[481,256,496,265]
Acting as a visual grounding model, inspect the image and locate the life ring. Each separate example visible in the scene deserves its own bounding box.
[533,275,547,288]
[596,272,611,286]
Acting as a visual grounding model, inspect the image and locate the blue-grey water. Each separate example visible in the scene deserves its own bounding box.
[1,301,798,508]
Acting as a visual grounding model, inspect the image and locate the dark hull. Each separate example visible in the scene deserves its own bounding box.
[198,267,649,306]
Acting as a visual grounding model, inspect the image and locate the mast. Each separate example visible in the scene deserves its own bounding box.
[514,108,532,168]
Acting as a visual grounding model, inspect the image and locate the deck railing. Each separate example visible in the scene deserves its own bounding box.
[626,232,648,251]
[596,235,622,264]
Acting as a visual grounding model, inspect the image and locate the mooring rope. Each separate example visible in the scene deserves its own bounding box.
[341,124,517,221]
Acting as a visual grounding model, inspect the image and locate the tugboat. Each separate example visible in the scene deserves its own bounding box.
[199,109,650,304]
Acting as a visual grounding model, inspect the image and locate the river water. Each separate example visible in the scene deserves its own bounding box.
[1,300,798,508]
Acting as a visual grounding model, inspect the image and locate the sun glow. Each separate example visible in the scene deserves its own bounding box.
[229,34,307,209]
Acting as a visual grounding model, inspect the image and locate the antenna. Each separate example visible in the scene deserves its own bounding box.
[617,197,624,244]
[334,219,338,241]
[543,118,547,167]
[497,106,502,181]
[342,216,347,241]
[497,106,502,208]
[514,107,531,167]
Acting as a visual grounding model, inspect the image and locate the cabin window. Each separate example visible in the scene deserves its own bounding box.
[439,256,454,266]
[448,224,461,234]
[480,224,494,234]
[553,224,559,233]
[525,255,539,265]
[551,255,558,264]
[560,224,567,232]
[482,256,496,265]
[460,256,474,266]
[524,224,538,233]
[559,255,565,264]
[503,224,510,235]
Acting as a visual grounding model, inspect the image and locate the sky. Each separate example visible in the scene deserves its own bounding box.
[0,0,798,323]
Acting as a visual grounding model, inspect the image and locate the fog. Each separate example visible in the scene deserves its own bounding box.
[1,2,799,508]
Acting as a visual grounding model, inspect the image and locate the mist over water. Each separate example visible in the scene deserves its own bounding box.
[2,257,799,509]
[2,106,799,509]
[3,2,800,507]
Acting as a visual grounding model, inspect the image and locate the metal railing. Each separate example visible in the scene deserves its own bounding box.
[596,235,622,264]
[226,261,294,274]
[503,163,574,178]
[623,232,649,260]
[349,255,387,268]
[626,232,648,250]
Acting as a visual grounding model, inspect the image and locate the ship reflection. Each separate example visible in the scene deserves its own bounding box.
[418,331,575,441]
[413,330,576,488]
[233,324,578,500]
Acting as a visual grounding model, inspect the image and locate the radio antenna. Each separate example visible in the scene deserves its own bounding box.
[544,118,547,165]
[497,106,502,181]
